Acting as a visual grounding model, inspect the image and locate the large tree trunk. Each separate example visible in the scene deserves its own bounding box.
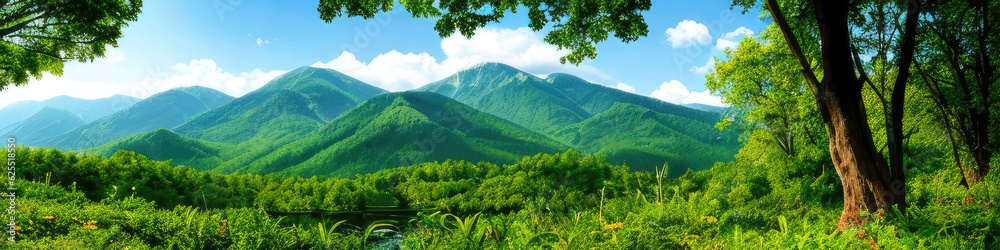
[767,0,911,229]
[821,81,900,229]
[812,0,904,230]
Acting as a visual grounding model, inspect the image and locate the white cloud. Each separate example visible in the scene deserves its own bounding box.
[256,37,270,46]
[689,58,716,74]
[249,34,271,47]
[723,27,754,39]
[612,82,636,93]
[0,55,286,109]
[312,51,448,91]
[649,80,723,106]
[312,27,615,91]
[715,26,754,51]
[142,59,286,98]
[1,28,619,109]
[664,20,711,48]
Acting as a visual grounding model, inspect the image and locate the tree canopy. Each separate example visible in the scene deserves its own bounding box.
[0,0,142,90]
[317,0,651,65]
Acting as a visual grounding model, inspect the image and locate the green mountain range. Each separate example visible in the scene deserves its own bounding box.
[418,63,591,135]
[78,63,734,178]
[243,91,570,177]
[173,66,387,144]
[419,63,737,174]
[41,87,234,150]
[0,107,86,144]
[0,94,140,129]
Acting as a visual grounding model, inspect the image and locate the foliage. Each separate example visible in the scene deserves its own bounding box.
[5,146,994,249]
[0,0,143,89]
[318,0,650,65]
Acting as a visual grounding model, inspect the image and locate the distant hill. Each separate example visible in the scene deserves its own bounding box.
[174,66,387,144]
[552,103,738,174]
[241,91,570,177]
[682,103,726,114]
[89,128,227,170]
[96,66,390,171]
[419,63,737,174]
[418,63,591,135]
[176,86,236,110]
[40,87,234,150]
[0,94,140,129]
[0,107,85,144]
[544,73,720,124]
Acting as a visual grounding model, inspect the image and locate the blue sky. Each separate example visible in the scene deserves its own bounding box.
[0,1,767,109]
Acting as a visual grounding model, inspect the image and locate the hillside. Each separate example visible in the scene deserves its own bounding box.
[544,73,721,124]
[418,62,591,135]
[418,63,736,173]
[174,66,387,144]
[89,128,227,170]
[0,107,85,144]
[0,94,140,129]
[241,91,570,177]
[553,103,738,174]
[40,88,233,150]
[682,103,726,113]
[177,86,236,109]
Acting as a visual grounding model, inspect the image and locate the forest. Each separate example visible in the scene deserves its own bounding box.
[1,143,996,248]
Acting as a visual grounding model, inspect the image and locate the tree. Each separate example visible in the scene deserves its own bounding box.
[0,0,143,90]
[317,0,651,65]
[913,0,997,185]
[730,0,922,229]
[706,25,826,158]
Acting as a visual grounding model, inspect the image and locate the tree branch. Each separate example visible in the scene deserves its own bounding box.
[764,0,821,90]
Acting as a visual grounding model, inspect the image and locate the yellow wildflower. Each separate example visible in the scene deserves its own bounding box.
[603,222,624,231]
[42,216,54,220]
[700,215,718,223]
[82,221,98,230]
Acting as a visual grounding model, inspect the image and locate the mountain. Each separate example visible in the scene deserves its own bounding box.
[417,63,590,135]
[0,94,140,129]
[239,91,570,177]
[0,107,85,144]
[682,103,726,114]
[544,73,720,124]
[174,66,387,144]
[177,86,236,110]
[419,63,737,174]
[89,128,226,170]
[552,103,738,174]
[41,87,234,149]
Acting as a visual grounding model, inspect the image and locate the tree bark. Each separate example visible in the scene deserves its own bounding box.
[767,0,913,229]
[812,0,904,230]
[887,0,922,213]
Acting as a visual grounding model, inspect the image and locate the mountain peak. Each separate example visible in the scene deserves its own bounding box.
[458,62,526,76]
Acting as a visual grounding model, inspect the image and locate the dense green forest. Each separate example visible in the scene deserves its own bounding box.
[2,145,996,249]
